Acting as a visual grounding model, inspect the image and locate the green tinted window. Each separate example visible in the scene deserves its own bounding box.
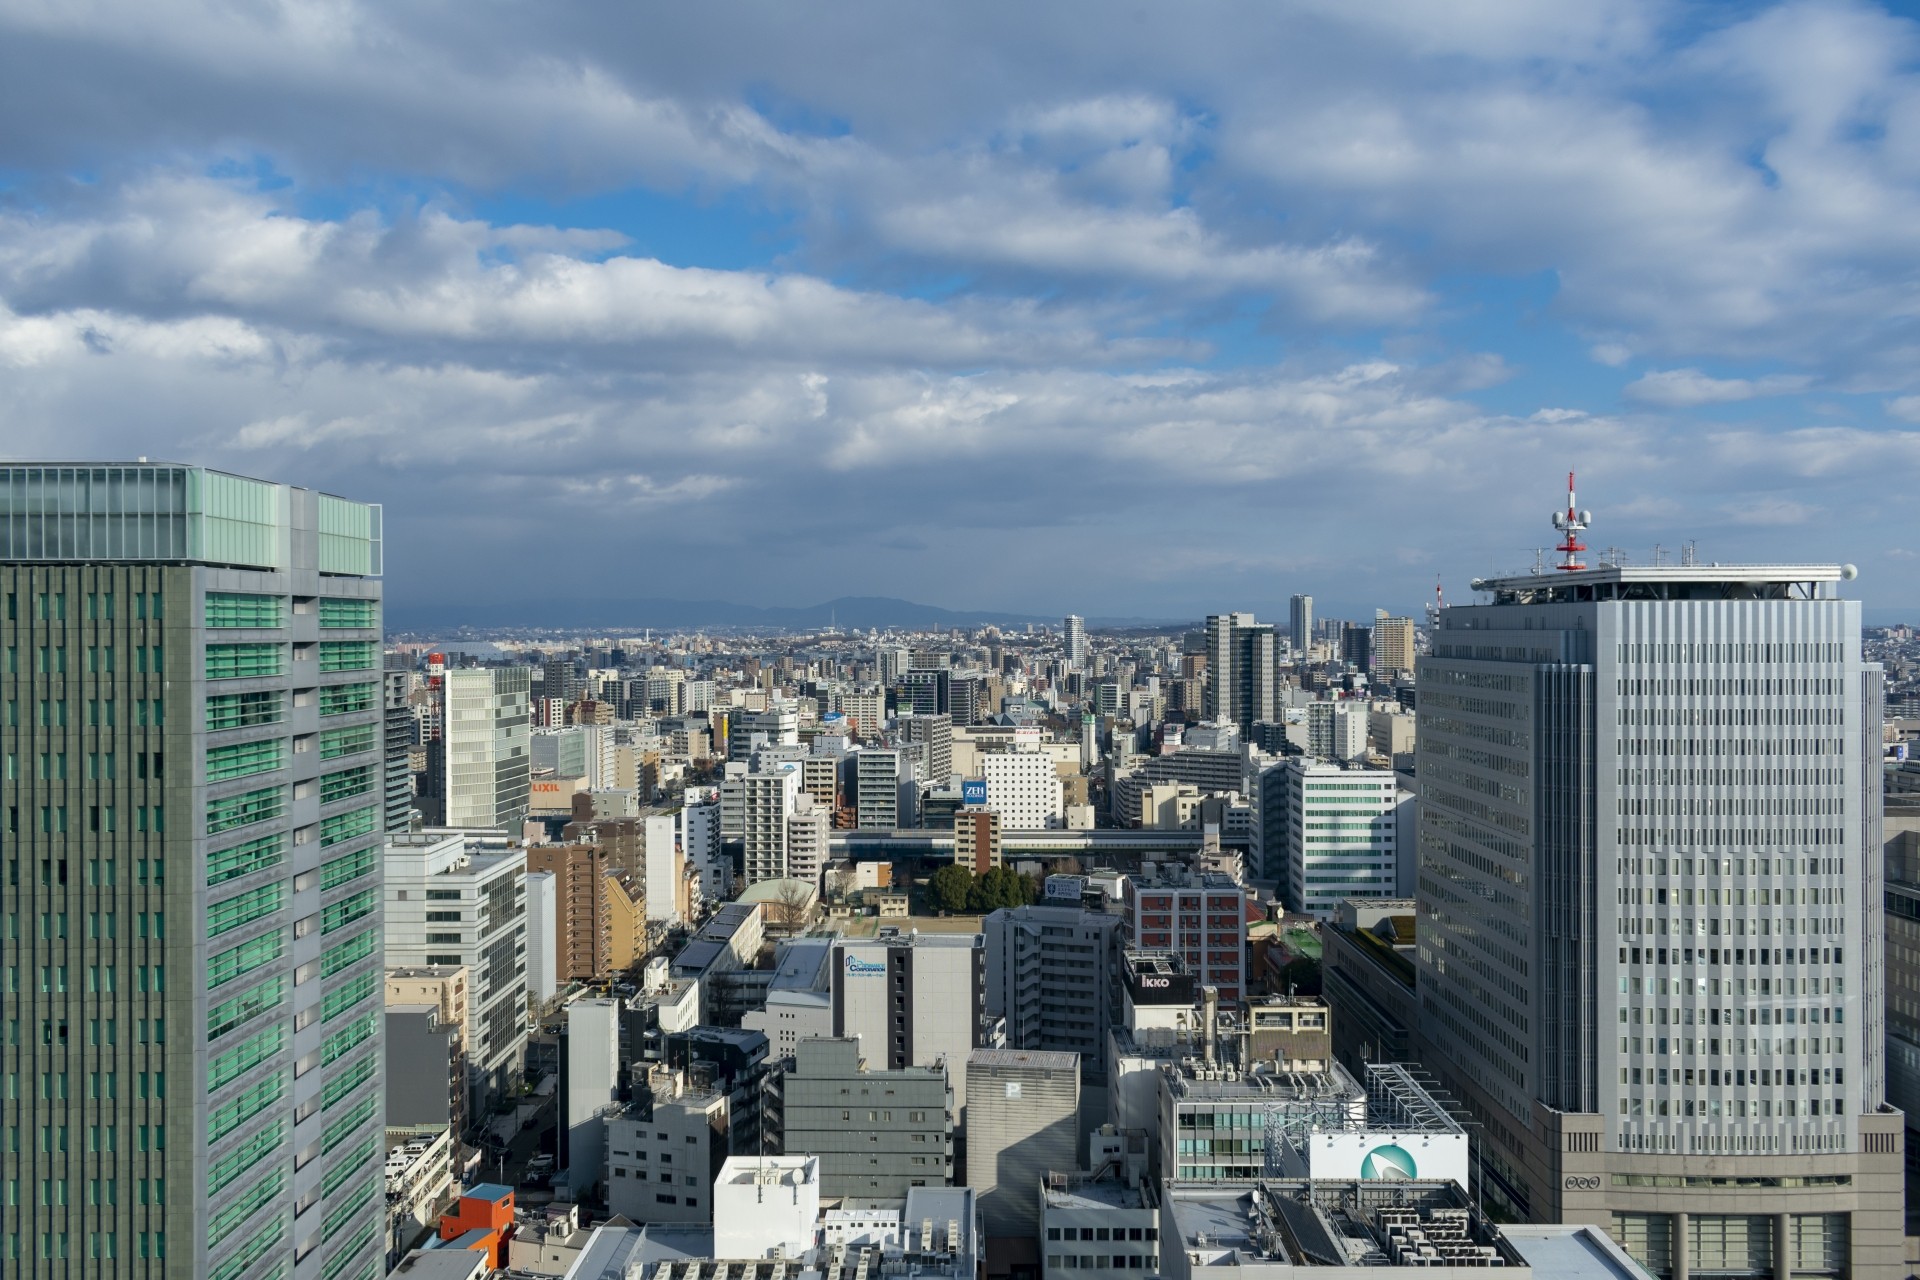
[207,1025,284,1090]
[206,884,283,938]
[317,641,376,673]
[317,683,376,716]
[206,691,283,731]
[316,599,377,629]
[207,976,287,1041]
[207,834,286,886]
[206,786,284,835]
[318,929,375,978]
[205,644,283,681]
[205,739,286,782]
[208,932,284,989]
[322,1177,376,1242]
[321,1135,377,1197]
[208,1167,283,1247]
[320,972,377,1023]
[320,890,376,935]
[318,724,376,759]
[319,805,379,848]
[208,1119,286,1193]
[319,765,374,805]
[204,593,283,630]
[320,1012,376,1066]
[320,846,376,892]
[321,1096,375,1154]
[208,1074,285,1143]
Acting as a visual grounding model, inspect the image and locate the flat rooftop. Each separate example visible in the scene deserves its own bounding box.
[1043,1178,1152,1211]
[968,1048,1079,1071]
[1469,562,1852,603]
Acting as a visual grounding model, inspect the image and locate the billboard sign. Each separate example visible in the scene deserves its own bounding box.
[1307,1132,1470,1189]
[961,779,988,805]
[843,954,887,978]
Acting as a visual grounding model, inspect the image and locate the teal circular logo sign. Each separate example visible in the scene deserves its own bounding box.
[1360,1144,1417,1180]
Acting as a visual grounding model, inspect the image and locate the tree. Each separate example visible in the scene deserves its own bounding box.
[768,879,813,929]
[968,865,1035,912]
[927,864,975,914]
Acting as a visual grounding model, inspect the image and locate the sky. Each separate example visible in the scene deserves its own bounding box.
[3,1,1920,624]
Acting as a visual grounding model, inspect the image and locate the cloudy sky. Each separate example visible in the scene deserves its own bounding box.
[3,0,1920,623]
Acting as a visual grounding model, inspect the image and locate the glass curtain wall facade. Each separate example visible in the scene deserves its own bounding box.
[0,464,386,1280]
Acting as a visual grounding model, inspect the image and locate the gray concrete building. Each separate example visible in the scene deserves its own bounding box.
[385,1003,462,1129]
[778,1037,953,1197]
[1205,612,1277,736]
[984,903,1121,1076]
[0,462,388,1280]
[965,1049,1081,1243]
[1417,558,1903,1278]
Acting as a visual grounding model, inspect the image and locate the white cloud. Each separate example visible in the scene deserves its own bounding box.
[1623,368,1813,407]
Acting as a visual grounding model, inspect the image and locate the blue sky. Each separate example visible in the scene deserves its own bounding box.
[2,0,1920,623]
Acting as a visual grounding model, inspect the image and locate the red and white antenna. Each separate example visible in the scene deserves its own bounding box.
[1426,579,1444,629]
[1550,471,1591,571]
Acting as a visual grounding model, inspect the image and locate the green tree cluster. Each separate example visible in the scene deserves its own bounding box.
[924,864,1041,914]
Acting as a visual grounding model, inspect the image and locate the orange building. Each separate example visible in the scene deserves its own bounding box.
[437,1183,516,1270]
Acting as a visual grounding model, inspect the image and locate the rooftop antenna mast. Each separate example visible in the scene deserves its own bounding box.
[1425,579,1444,630]
[1549,471,1591,571]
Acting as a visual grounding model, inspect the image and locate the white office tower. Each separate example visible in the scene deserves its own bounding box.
[1307,698,1369,761]
[1290,593,1314,655]
[742,765,803,885]
[562,999,621,1200]
[525,868,559,1011]
[1280,759,1408,918]
[1417,532,1900,1276]
[1064,614,1088,668]
[384,832,530,1113]
[786,794,831,887]
[442,666,532,828]
[680,792,728,900]
[640,812,685,924]
[979,748,1065,829]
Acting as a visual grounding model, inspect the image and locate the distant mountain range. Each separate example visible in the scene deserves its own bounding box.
[386,594,1189,634]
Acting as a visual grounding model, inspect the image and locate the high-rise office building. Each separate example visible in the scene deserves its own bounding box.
[984,903,1122,1071]
[384,667,418,834]
[1339,621,1371,671]
[1289,594,1313,655]
[1064,615,1088,669]
[979,749,1064,829]
[900,712,953,788]
[1417,554,1901,1276]
[742,765,803,885]
[1373,615,1415,674]
[1279,758,1407,917]
[1203,612,1276,735]
[855,749,915,831]
[0,462,388,1280]
[384,832,529,1114]
[442,666,532,829]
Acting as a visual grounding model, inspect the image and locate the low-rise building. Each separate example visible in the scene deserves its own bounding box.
[386,1125,456,1266]
[1041,1172,1161,1280]
[606,1066,731,1224]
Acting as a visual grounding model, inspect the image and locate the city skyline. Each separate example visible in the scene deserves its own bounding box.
[5,4,1920,616]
